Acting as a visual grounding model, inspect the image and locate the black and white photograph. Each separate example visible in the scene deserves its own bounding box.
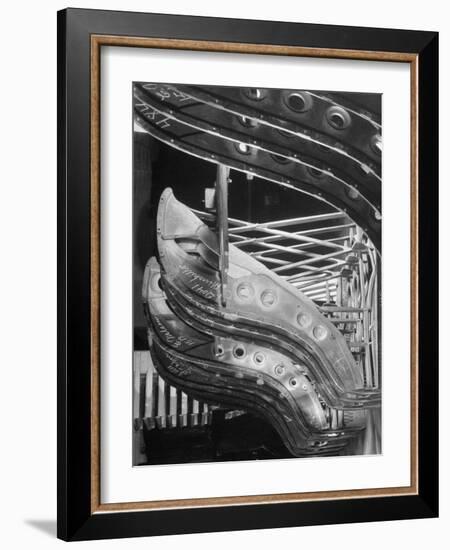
[132,83,382,466]
[0,0,443,546]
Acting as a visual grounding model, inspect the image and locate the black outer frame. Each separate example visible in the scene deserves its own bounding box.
[57,8,439,541]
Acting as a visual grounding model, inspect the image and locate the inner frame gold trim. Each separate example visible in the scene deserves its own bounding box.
[90,34,419,514]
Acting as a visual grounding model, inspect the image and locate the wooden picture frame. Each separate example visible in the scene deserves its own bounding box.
[57,7,438,541]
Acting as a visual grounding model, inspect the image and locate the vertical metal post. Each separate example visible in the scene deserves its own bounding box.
[215,164,230,306]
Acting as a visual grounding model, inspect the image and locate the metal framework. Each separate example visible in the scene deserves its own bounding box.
[133,83,382,457]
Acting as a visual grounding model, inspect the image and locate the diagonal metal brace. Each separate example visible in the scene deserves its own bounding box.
[215,164,230,307]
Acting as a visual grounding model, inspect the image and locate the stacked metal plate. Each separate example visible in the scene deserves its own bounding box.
[142,190,380,457]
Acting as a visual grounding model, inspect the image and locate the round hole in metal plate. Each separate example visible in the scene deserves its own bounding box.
[284,92,313,113]
[308,166,326,178]
[274,364,285,376]
[236,282,254,300]
[297,312,311,328]
[236,142,251,155]
[233,345,246,359]
[260,289,277,307]
[347,187,360,200]
[313,325,328,341]
[243,88,266,101]
[253,352,265,366]
[326,106,351,130]
[238,115,258,129]
[270,153,291,164]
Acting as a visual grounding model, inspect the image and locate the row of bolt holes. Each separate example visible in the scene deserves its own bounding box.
[235,284,328,340]
[245,88,347,129]
[236,139,380,204]
[235,137,382,215]
[235,140,378,186]
[235,130,377,203]
[240,89,382,155]
[217,344,307,390]
[236,284,277,307]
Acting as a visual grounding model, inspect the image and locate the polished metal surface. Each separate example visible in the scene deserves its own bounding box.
[142,190,379,457]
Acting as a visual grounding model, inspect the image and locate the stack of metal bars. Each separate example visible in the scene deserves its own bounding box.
[133,351,213,431]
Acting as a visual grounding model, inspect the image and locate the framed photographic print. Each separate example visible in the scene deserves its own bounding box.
[57,8,439,541]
